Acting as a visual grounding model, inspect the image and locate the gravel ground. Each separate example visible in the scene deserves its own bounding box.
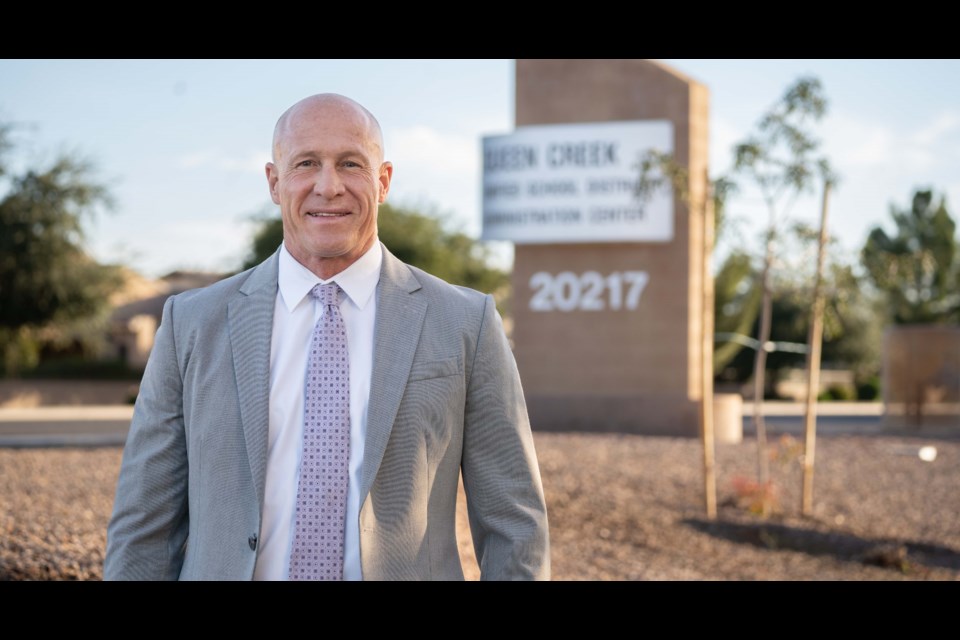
[2,431,959,581]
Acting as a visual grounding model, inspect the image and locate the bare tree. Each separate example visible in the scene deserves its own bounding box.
[730,77,835,505]
[636,77,835,517]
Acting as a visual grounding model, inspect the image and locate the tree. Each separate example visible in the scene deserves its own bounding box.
[729,76,836,498]
[713,250,763,376]
[0,124,122,376]
[808,256,884,389]
[716,227,884,393]
[861,189,960,325]
[243,202,509,298]
[641,78,867,518]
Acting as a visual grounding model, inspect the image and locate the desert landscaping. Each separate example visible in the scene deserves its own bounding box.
[2,429,958,581]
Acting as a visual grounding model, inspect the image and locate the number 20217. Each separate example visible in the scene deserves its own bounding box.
[529,271,650,312]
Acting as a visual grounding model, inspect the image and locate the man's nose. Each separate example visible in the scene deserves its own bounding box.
[313,166,345,197]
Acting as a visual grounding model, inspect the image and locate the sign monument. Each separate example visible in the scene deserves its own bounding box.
[483,59,710,436]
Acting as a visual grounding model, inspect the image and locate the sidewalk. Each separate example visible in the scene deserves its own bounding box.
[741,401,884,416]
[3,400,953,448]
[740,401,960,440]
[0,401,895,448]
[0,405,134,448]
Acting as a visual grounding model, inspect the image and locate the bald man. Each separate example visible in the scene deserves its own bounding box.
[104,94,550,581]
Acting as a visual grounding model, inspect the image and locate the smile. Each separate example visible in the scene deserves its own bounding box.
[307,211,349,217]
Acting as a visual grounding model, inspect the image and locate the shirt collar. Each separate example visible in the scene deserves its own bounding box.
[277,241,382,313]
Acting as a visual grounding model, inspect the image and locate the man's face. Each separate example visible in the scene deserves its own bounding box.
[266,98,392,278]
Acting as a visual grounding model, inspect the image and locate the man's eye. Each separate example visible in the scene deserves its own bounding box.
[297,160,315,167]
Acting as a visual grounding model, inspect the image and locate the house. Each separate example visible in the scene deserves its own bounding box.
[108,269,227,369]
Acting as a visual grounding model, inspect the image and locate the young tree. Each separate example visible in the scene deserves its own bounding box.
[730,77,836,497]
[0,124,122,375]
[640,78,852,518]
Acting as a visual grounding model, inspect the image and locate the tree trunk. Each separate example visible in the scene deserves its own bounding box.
[752,232,774,502]
[802,182,832,516]
[701,179,717,520]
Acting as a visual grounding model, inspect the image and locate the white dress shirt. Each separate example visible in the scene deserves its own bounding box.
[253,241,381,581]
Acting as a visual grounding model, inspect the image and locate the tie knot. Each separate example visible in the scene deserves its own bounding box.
[311,282,342,308]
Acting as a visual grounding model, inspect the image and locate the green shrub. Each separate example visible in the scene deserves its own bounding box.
[856,376,881,401]
[18,357,143,381]
[818,385,857,402]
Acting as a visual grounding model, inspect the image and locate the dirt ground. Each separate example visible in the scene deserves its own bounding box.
[2,430,958,580]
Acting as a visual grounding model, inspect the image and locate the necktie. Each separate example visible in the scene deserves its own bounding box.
[288,283,350,580]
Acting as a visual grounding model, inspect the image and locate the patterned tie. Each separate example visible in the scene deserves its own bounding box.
[288,283,350,580]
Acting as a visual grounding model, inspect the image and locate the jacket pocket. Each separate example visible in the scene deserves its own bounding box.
[407,355,462,382]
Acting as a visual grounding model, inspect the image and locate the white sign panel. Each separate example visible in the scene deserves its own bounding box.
[481,120,674,243]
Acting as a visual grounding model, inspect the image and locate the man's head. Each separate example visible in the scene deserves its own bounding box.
[266,93,392,279]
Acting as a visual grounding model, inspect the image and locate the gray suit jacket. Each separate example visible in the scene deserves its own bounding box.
[104,244,549,580]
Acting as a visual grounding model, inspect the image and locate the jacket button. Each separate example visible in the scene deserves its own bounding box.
[248,534,258,551]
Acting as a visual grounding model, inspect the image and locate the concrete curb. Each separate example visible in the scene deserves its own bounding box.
[741,401,884,416]
[0,405,133,449]
[0,434,128,448]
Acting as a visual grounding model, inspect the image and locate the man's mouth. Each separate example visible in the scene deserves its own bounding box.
[307,211,349,218]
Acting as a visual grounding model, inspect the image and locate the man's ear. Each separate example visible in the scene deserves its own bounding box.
[378,161,393,203]
[266,162,281,204]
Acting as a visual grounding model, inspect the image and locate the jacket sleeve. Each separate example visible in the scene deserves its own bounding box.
[460,294,550,580]
[104,294,189,580]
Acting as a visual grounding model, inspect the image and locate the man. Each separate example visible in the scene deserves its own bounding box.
[104,93,550,580]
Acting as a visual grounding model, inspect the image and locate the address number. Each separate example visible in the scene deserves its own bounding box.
[529,271,649,312]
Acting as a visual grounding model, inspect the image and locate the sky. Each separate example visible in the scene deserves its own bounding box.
[1,59,958,279]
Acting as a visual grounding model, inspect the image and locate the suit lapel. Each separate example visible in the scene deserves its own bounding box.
[359,246,426,502]
[228,251,279,509]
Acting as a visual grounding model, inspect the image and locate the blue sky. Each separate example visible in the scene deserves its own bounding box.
[1,59,957,278]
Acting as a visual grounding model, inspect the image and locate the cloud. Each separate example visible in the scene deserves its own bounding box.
[825,108,960,173]
[387,126,478,176]
[176,149,271,173]
[910,111,960,146]
[822,113,894,167]
[383,125,482,234]
[144,218,256,274]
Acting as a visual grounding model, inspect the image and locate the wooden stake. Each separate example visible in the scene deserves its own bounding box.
[802,181,832,516]
[701,177,717,520]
